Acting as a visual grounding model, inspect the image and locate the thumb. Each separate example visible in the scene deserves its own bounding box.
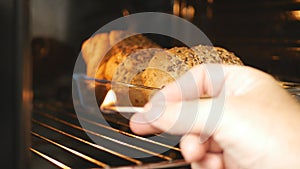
[130,93,225,142]
[131,64,227,137]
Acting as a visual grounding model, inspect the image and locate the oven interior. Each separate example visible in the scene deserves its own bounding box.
[28,0,300,169]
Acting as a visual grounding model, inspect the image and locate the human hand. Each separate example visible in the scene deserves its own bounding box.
[130,64,300,169]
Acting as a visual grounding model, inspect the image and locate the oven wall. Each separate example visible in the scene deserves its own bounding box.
[30,0,300,84]
[0,0,31,169]
[198,0,300,82]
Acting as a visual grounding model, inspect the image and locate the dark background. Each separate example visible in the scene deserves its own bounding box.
[30,0,300,85]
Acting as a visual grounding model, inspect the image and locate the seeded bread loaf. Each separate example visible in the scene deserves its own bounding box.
[142,45,243,89]
[81,31,161,106]
[82,31,243,107]
[81,30,160,78]
[112,48,163,106]
[109,45,243,106]
[104,34,160,81]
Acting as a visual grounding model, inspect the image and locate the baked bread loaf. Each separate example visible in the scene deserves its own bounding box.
[82,31,243,106]
[81,31,161,106]
[81,30,160,78]
[114,45,243,106]
[112,48,163,106]
[142,45,243,89]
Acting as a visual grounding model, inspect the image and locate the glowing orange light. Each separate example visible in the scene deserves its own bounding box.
[288,10,300,21]
[100,90,144,113]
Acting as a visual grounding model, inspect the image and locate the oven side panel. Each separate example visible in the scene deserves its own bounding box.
[0,0,31,169]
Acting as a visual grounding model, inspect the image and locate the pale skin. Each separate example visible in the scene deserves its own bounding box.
[129,64,300,169]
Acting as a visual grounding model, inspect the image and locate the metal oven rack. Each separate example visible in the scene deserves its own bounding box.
[30,100,190,169]
[280,81,300,101]
[30,81,300,169]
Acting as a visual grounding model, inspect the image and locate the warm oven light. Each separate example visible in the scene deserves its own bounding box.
[100,89,144,113]
[288,10,300,21]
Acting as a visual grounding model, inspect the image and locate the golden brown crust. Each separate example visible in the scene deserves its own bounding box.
[142,49,190,88]
[81,31,243,106]
[81,33,110,77]
[81,30,159,78]
[142,45,243,89]
[214,47,244,65]
[81,31,161,106]
[111,48,162,106]
[104,34,160,81]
